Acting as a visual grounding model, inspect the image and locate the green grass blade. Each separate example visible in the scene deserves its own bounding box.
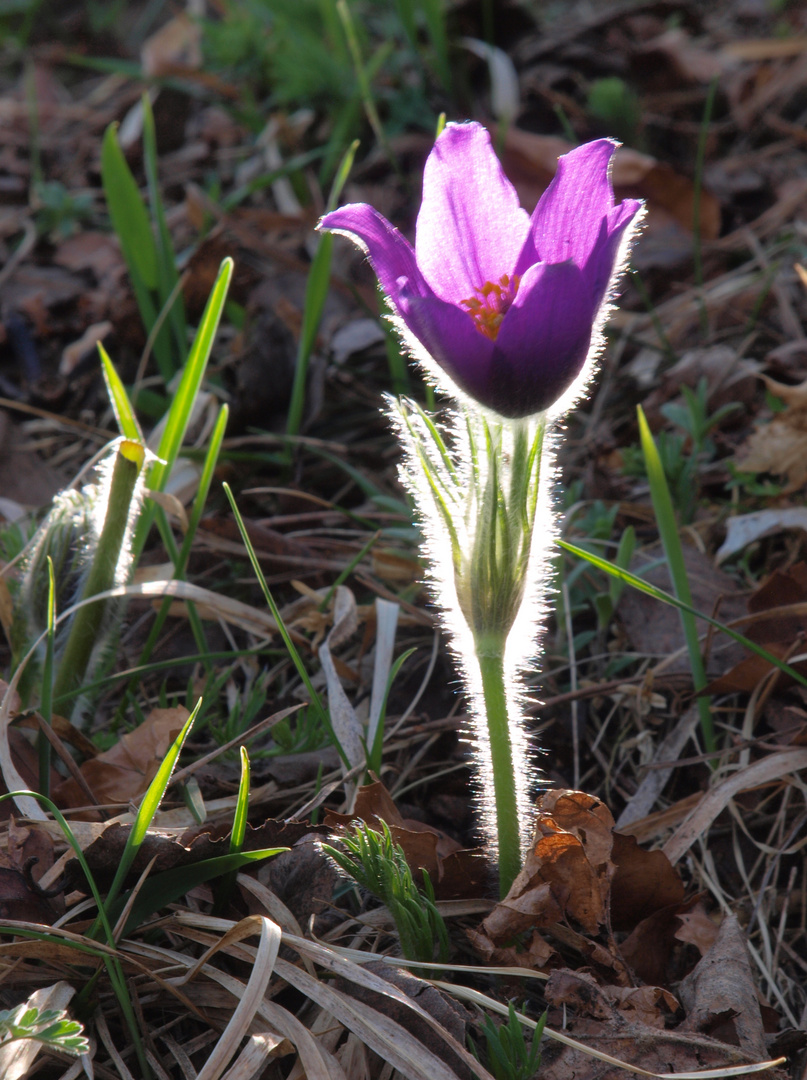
[101,122,158,289]
[101,699,201,917]
[99,342,143,442]
[118,847,287,937]
[637,406,715,753]
[142,94,186,366]
[134,257,233,555]
[326,137,360,213]
[38,558,56,797]
[0,792,116,946]
[222,483,350,767]
[558,538,807,692]
[366,647,416,775]
[231,746,250,855]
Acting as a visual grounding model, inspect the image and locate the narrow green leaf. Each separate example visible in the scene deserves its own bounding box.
[558,539,807,691]
[231,747,250,855]
[638,406,715,753]
[119,848,287,936]
[99,342,143,442]
[134,257,233,555]
[101,122,158,289]
[101,699,201,917]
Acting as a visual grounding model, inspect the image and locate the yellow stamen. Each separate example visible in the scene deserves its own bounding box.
[459,274,521,341]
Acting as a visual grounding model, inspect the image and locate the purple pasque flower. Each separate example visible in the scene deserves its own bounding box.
[319,122,643,419]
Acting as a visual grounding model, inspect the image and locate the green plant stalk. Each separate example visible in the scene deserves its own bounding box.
[477,637,521,898]
[135,403,229,674]
[336,0,397,169]
[38,558,56,797]
[637,407,715,754]
[52,441,144,707]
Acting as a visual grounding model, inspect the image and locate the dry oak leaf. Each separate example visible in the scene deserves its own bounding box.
[483,791,684,948]
[53,706,188,811]
[735,375,807,491]
[679,914,768,1060]
[482,790,614,942]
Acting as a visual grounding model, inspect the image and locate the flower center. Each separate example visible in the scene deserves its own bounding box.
[459,274,521,341]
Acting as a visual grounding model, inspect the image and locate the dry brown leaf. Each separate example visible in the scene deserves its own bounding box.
[679,914,768,1060]
[705,563,807,695]
[735,375,807,491]
[141,13,203,77]
[53,706,188,810]
[674,899,721,956]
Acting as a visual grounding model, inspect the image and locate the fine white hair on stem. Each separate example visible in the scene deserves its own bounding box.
[389,398,558,859]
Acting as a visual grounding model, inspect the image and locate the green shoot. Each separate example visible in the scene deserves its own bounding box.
[558,540,807,692]
[637,406,715,754]
[322,820,449,973]
[473,1002,546,1080]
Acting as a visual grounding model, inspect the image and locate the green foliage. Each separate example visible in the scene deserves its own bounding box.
[472,1002,546,1080]
[637,406,715,755]
[101,100,187,383]
[622,378,740,523]
[271,703,331,755]
[202,0,445,172]
[587,76,641,146]
[322,819,450,970]
[33,180,93,240]
[0,1003,89,1057]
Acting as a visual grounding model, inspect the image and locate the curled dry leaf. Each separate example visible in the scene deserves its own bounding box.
[735,375,807,492]
[679,914,768,1061]
[479,791,684,955]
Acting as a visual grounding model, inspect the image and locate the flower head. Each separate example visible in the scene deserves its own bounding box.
[319,122,643,419]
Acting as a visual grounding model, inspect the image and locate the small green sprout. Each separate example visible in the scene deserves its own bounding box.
[472,1002,546,1080]
[322,819,450,972]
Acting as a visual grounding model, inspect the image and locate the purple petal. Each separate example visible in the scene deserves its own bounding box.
[415,122,530,305]
[486,261,596,418]
[517,139,618,272]
[584,198,644,308]
[319,203,431,309]
[396,290,496,397]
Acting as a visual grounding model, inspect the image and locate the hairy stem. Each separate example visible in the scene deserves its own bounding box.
[477,637,522,897]
[52,440,143,707]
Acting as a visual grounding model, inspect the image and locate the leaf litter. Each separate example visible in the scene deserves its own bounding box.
[1,1,807,1078]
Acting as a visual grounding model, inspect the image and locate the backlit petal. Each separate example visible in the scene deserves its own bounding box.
[397,290,496,399]
[416,123,530,304]
[487,261,595,418]
[319,203,431,309]
[519,139,618,271]
[582,198,645,311]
